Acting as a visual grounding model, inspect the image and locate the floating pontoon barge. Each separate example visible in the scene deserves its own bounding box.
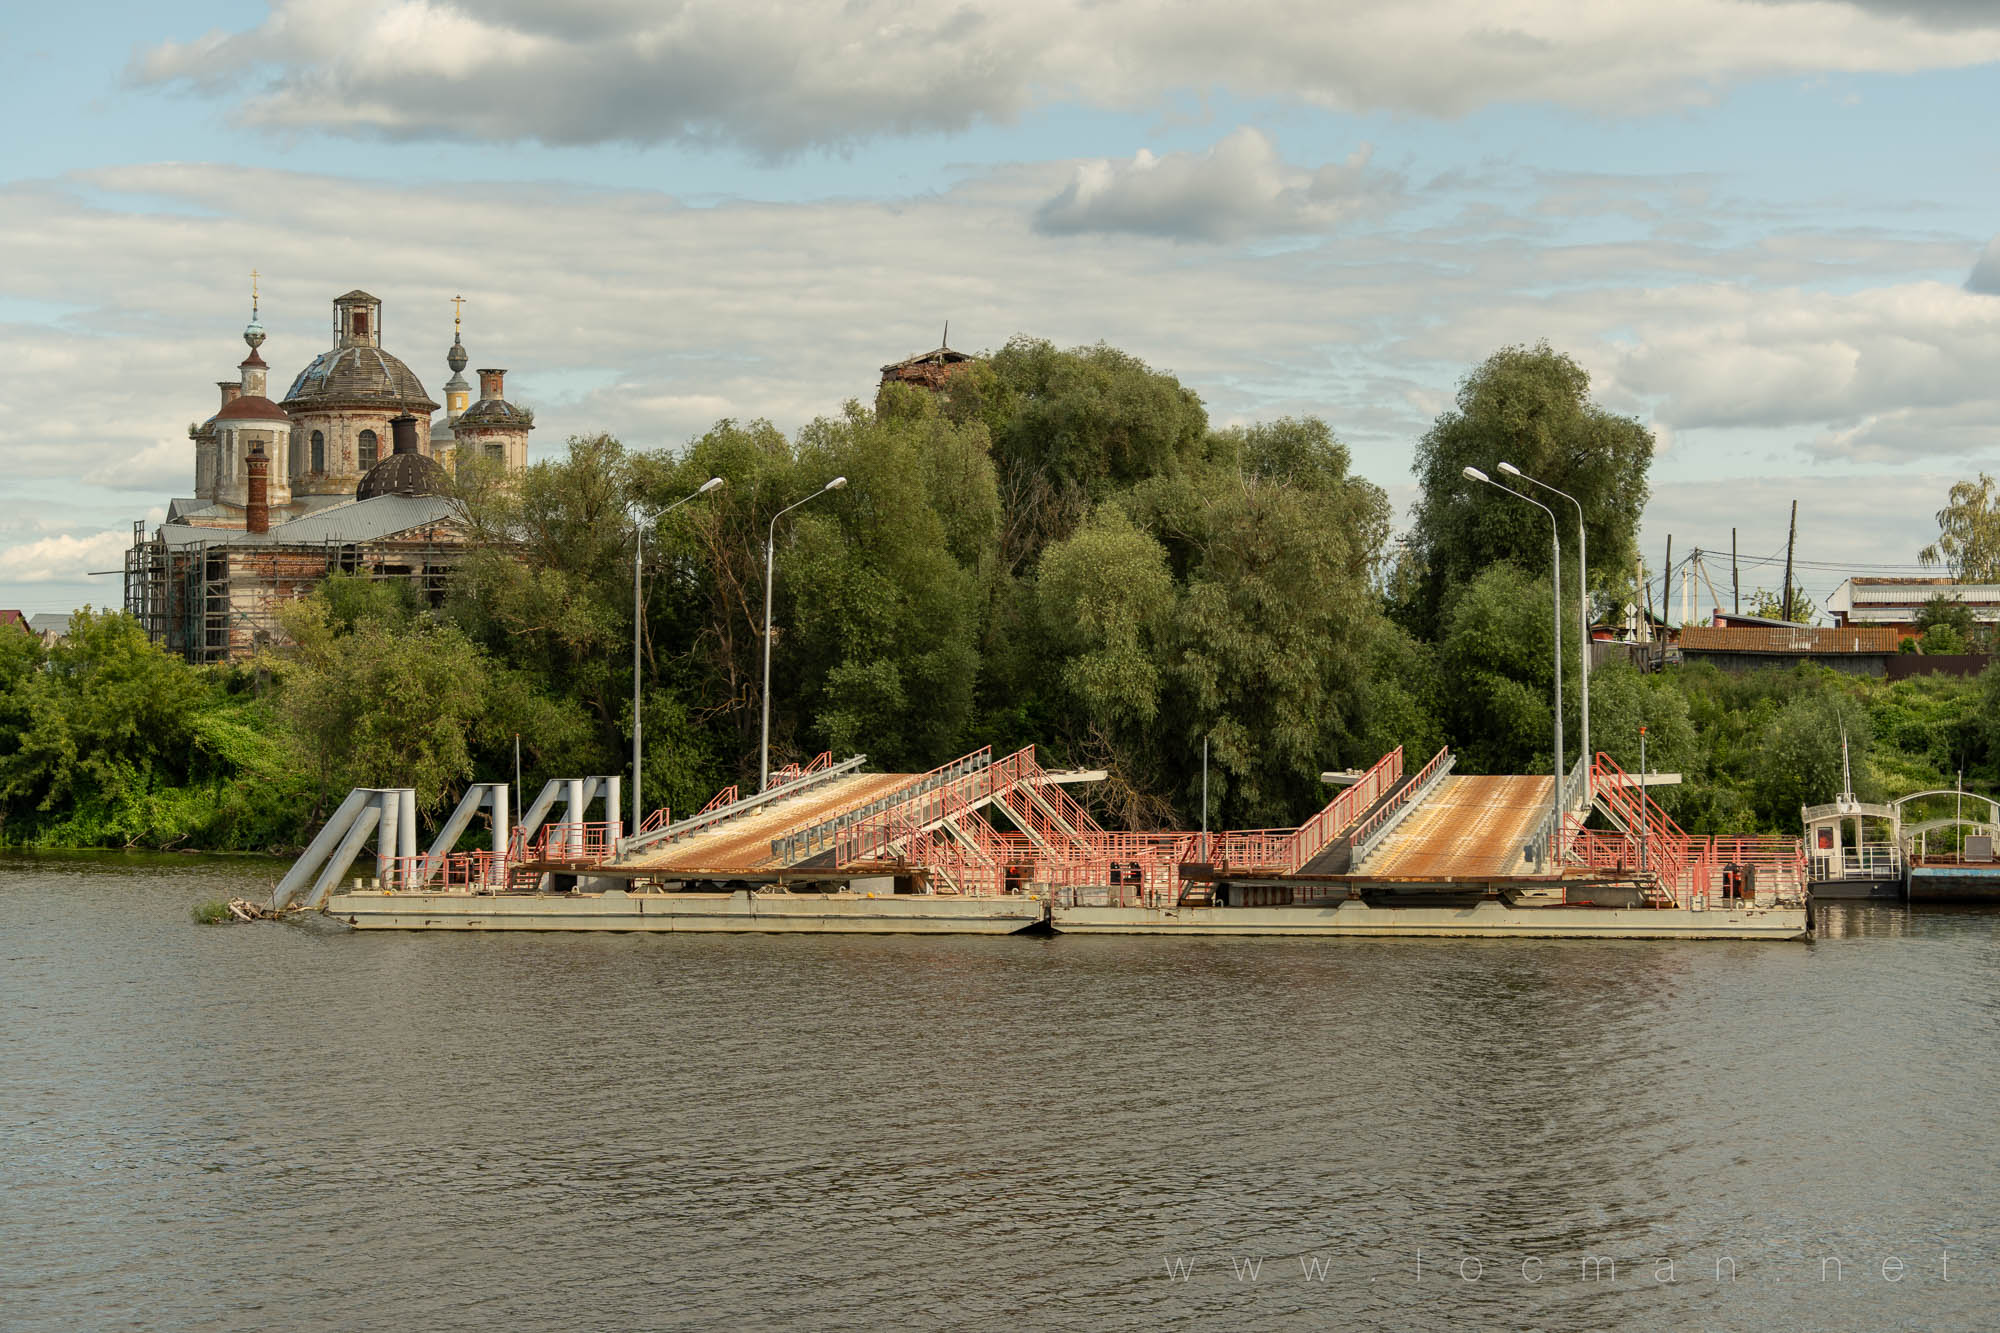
[279,746,1808,941]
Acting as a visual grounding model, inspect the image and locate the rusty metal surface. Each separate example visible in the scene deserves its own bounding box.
[1364,775,1556,879]
[611,773,917,874]
[1679,625,1901,654]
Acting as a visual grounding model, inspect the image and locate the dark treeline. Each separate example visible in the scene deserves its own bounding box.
[5,337,1996,851]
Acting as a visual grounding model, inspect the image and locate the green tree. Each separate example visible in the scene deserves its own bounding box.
[1914,594,1975,654]
[1920,473,2000,581]
[1030,416,1397,827]
[1403,342,1654,638]
[969,338,1209,572]
[277,593,498,815]
[1753,690,1871,827]
[1435,565,1563,775]
[1749,586,1818,624]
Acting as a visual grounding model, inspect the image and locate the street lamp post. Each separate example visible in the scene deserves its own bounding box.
[1498,461,1589,801]
[760,477,848,790]
[1464,466,1564,864]
[633,477,725,835]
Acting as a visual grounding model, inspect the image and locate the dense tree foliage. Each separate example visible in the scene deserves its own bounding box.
[1402,343,1653,639]
[1921,473,2000,582]
[9,337,2000,854]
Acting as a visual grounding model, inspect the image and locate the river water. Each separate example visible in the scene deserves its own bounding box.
[4,853,1998,1331]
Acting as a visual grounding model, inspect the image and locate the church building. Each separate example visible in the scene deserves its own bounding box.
[127,284,535,661]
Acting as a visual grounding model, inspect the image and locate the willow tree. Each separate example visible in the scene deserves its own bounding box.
[1920,473,2000,582]
[1033,417,1398,829]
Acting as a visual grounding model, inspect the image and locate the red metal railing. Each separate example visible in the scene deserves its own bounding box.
[637,806,673,835]
[697,785,739,816]
[381,850,510,891]
[1588,752,1692,903]
[1281,746,1403,872]
[1564,765,1807,907]
[1204,828,1294,869]
[512,821,619,864]
[766,751,835,790]
[836,746,995,864]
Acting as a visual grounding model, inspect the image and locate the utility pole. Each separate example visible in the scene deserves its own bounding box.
[1639,726,1650,876]
[1201,736,1210,862]
[1782,500,1798,623]
[1639,549,1652,641]
[1732,528,1739,614]
[1663,535,1672,627]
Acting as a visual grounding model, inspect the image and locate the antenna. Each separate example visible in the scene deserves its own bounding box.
[941,320,949,350]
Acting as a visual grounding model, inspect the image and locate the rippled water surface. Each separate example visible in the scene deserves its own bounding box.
[5,853,2000,1330]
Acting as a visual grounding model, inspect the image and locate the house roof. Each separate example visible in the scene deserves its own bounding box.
[28,613,71,636]
[159,494,461,548]
[1679,625,1902,655]
[0,610,25,631]
[215,395,291,422]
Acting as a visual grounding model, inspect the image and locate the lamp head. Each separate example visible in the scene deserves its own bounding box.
[698,476,725,493]
[1497,461,1522,477]
[825,476,848,491]
[1463,466,1490,483]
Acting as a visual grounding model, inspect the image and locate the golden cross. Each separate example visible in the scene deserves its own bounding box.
[451,293,465,331]
[250,268,260,315]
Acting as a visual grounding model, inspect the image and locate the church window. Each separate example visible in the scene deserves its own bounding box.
[359,429,378,469]
[353,310,369,338]
[310,430,325,473]
[486,443,504,462]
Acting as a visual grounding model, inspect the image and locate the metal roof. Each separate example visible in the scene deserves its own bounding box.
[159,494,461,548]
[1679,625,1902,654]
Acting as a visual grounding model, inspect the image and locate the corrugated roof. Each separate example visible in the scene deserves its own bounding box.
[1680,625,1902,654]
[160,494,461,548]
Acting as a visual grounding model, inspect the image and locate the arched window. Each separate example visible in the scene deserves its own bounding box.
[310,430,325,474]
[358,429,378,470]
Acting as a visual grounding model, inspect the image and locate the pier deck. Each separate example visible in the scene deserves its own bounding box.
[609,772,916,876]
[1363,775,1553,877]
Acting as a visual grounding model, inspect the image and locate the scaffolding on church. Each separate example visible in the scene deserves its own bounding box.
[124,532,467,664]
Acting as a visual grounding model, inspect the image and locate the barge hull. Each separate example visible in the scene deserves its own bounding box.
[324,889,1044,934]
[1805,878,1902,901]
[1052,900,1807,940]
[1906,868,2000,903]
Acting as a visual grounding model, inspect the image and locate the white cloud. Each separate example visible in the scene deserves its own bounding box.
[1969,235,2000,294]
[83,436,191,491]
[1,157,1991,607]
[0,530,132,584]
[1607,281,2000,436]
[1034,130,1400,242]
[129,0,2000,155]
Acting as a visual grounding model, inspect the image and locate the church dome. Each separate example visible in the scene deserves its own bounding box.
[356,450,449,501]
[453,397,530,429]
[283,346,439,413]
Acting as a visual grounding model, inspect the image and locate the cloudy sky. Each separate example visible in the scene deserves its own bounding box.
[3,0,1997,618]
